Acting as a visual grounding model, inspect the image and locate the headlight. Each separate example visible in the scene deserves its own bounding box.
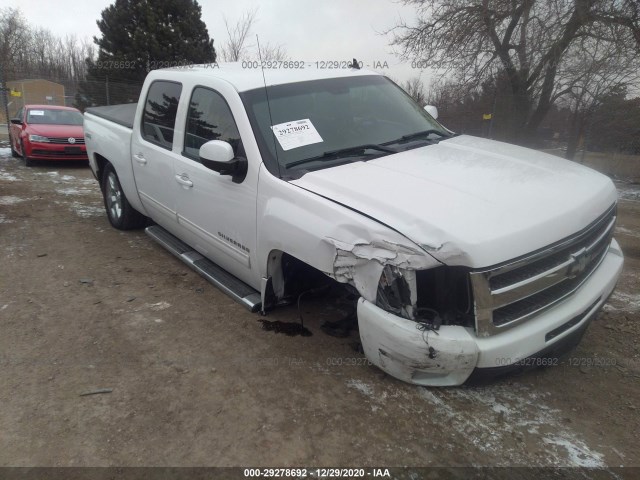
[28,134,49,143]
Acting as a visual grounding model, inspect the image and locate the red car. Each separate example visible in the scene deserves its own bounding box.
[9,105,88,166]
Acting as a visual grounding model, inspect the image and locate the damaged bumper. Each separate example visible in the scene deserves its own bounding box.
[358,240,624,386]
[358,299,479,386]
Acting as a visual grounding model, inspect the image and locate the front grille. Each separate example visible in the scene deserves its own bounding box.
[32,149,87,157]
[46,137,85,144]
[470,205,616,337]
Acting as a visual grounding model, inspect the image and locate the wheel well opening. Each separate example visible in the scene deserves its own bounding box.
[94,153,108,190]
[263,252,360,337]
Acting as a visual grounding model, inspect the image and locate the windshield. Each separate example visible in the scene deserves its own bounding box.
[27,108,84,126]
[241,75,450,176]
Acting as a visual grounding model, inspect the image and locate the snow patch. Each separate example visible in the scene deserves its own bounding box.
[615,226,640,238]
[417,385,606,467]
[0,196,29,205]
[148,301,171,311]
[69,201,104,218]
[0,171,19,182]
[607,291,640,312]
[346,379,375,398]
[56,187,93,196]
[543,437,604,468]
[0,147,12,157]
[617,184,640,202]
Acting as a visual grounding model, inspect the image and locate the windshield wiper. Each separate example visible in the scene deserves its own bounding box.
[383,129,452,146]
[285,144,396,169]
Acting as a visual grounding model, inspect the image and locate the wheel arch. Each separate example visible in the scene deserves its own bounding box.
[94,153,109,191]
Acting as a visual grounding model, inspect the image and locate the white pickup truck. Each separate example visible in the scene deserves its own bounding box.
[84,64,623,386]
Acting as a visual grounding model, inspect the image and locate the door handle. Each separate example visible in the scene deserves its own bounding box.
[175,174,193,188]
[134,153,147,165]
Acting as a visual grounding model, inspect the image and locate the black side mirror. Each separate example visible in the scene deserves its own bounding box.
[199,140,248,184]
[10,118,22,125]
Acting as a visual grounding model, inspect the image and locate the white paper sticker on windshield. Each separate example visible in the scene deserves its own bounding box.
[271,119,323,151]
[29,110,45,116]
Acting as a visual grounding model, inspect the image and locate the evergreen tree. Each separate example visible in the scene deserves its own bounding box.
[76,0,216,108]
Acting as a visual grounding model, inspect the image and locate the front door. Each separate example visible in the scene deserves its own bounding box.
[173,84,258,286]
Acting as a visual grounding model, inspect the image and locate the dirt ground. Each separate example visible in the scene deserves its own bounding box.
[0,147,639,473]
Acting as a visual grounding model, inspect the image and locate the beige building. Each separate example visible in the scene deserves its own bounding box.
[2,79,66,122]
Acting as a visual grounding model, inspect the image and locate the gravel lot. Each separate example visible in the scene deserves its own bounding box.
[1,148,639,472]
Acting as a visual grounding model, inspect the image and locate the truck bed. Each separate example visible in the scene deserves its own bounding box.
[85,103,137,129]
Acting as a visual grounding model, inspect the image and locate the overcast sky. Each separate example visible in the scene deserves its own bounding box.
[3,0,431,84]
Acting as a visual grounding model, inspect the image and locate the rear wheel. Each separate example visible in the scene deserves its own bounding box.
[101,163,147,230]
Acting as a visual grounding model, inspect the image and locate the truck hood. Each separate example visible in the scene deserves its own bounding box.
[290,135,617,268]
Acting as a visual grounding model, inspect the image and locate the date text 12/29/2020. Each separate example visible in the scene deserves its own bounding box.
[243,468,391,478]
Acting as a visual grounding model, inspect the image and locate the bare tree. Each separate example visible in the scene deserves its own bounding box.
[0,7,30,77]
[1,7,96,81]
[558,36,640,159]
[402,76,427,105]
[220,8,288,62]
[390,0,640,144]
[256,42,289,62]
[220,9,257,62]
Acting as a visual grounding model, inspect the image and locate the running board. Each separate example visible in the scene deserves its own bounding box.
[145,225,262,312]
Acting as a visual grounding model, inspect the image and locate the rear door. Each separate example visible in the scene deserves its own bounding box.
[131,80,182,229]
[173,84,258,285]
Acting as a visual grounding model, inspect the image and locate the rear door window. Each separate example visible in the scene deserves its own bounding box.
[141,81,182,150]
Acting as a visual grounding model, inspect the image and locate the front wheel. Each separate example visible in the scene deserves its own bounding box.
[10,138,18,157]
[20,140,34,166]
[101,163,147,230]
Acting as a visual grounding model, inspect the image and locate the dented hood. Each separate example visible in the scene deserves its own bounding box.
[291,135,617,268]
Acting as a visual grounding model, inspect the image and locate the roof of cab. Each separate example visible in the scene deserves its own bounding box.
[151,62,382,92]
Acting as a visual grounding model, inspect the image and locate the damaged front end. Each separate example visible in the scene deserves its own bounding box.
[327,237,479,386]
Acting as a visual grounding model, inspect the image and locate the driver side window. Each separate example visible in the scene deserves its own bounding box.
[183,87,241,160]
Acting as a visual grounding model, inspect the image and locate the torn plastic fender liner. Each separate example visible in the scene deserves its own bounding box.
[325,237,440,302]
[358,298,479,386]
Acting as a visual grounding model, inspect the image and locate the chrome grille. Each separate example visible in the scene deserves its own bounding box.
[470,205,616,337]
[46,137,85,144]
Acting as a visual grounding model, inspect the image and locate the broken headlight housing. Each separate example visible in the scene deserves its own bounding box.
[376,265,415,319]
[376,265,475,327]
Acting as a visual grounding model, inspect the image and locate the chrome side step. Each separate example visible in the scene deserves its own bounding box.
[145,225,262,312]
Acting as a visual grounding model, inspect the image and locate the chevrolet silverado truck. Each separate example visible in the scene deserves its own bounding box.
[84,64,623,386]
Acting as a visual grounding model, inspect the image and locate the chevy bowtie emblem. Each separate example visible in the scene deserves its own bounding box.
[568,248,589,279]
[68,137,76,144]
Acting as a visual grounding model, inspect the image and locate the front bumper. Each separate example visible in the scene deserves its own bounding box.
[357,239,624,386]
[26,143,88,161]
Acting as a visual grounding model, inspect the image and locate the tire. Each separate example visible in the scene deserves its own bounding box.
[21,140,34,166]
[101,163,147,230]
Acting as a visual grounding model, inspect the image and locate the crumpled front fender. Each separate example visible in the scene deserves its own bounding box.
[325,237,439,302]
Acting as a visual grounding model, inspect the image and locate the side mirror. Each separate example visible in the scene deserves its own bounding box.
[199,140,247,184]
[10,118,22,125]
[424,105,438,119]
